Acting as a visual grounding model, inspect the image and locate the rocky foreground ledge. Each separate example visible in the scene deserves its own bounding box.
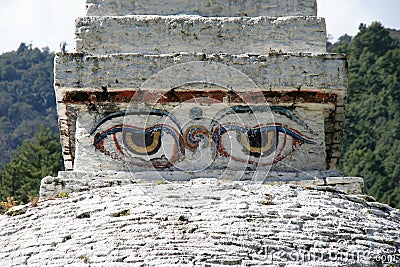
[1,175,399,266]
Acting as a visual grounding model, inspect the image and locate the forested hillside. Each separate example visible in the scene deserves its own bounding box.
[0,22,400,209]
[0,44,63,206]
[0,43,58,167]
[329,22,400,208]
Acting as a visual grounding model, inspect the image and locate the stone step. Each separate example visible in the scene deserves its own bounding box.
[55,52,347,92]
[86,0,317,17]
[39,172,364,198]
[75,16,326,55]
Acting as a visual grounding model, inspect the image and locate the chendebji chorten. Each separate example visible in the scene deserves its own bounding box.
[1,0,399,266]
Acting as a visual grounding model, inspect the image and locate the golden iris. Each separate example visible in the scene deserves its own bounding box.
[122,130,162,156]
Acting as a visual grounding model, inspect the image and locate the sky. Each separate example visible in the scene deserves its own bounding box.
[1,0,400,53]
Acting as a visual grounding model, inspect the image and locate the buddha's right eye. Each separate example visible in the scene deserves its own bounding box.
[91,110,185,168]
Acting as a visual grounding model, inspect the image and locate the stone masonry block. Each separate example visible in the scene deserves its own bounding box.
[85,0,317,17]
[55,52,347,92]
[54,52,347,171]
[53,0,348,173]
[75,16,326,55]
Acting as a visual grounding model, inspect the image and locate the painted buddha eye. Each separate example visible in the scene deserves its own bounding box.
[90,106,317,168]
[213,124,316,165]
[122,127,162,156]
[90,110,184,167]
[211,106,317,165]
[238,127,277,157]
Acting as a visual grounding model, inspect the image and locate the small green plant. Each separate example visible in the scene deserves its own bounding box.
[261,194,275,205]
[76,211,91,219]
[156,180,167,185]
[80,255,90,263]
[7,207,27,216]
[0,197,17,213]
[57,192,71,198]
[112,209,130,217]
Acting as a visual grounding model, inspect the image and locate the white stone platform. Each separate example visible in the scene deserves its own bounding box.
[75,16,326,55]
[38,171,364,198]
[1,178,399,266]
[86,0,317,17]
[55,52,347,91]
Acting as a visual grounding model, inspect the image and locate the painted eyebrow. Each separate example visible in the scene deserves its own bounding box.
[270,106,317,135]
[210,105,316,134]
[213,125,316,145]
[90,109,182,135]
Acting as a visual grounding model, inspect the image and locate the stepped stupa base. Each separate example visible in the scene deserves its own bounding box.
[40,171,364,199]
[2,179,399,266]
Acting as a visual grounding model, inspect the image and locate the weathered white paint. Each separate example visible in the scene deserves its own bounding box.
[55,53,347,91]
[86,0,317,17]
[75,16,327,55]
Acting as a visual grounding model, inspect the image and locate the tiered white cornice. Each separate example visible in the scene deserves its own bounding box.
[79,0,324,55]
[85,0,317,17]
[75,16,326,54]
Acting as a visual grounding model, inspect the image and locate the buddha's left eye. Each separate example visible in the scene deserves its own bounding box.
[213,124,316,165]
[237,127,278,157]
[210,105,317,165]
[91,110,184,168]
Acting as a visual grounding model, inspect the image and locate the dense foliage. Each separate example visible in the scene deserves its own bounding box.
[0,126,63,204]
[0,43,58,167]
[329,22,400,208]
[0,44,63,205]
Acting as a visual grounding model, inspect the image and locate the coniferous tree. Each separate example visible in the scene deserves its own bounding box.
[0,126,63,204]
[340,22,400,208]
[0,44,57,167]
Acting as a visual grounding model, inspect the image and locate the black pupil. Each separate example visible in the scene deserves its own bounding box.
[131,131,156,147]
[247,130,267,148]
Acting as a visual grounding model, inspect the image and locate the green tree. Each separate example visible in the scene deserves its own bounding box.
[0,126,63,204]
[327,34,352,54]
[0,44,57,167]
[340,22,400,208]
[349,23,398,65]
